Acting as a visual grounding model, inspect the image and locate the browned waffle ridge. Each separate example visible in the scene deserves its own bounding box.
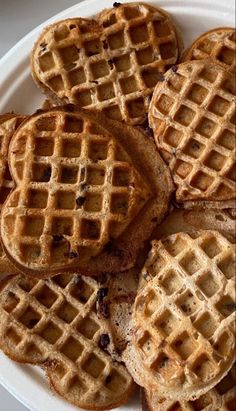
[125,230,235,400]
[0,273,134,410]
[142,362,236,410]
[182,27,236,71]
[149,59,236,207]
[0,114,26,274]
[0,106,173,277]
[31,2,183,125]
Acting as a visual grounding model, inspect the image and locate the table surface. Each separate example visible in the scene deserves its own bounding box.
[0,2,81,409]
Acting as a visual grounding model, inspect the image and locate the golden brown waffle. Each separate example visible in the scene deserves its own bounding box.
[151,208,236,242]
[182,27,236,71]
[149,60,236,207]
[142,362,236,410]
[0,106,172,277]
[125,230,235,400]
[0,114,26,275]
[0,114,25,208]
[31,2,182,125]
[0,273,134,410]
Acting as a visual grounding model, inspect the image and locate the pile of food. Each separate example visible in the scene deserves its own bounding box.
[0,2,235,410]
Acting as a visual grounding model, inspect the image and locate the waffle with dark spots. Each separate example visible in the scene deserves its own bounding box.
[0,273,134,410]
[0,106,173,277]
[124,231,235,400]
[141,362,236,410]
[31,2,183,125]
[0,114,26,274]
[149,59,236,208]
[182,27,236,71]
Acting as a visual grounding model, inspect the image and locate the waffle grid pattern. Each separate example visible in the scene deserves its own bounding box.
[3,111,150,268]
[134,231,235,398]
[150,61,235,202]
[145,362,236,410]
[0,117,19,207]
[0,274,132,407]
[34,3,179,124]
[183,28,236,70]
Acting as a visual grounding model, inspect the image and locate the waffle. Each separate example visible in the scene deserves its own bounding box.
[31,2,183,125]
[125,230,235,400]
[182,27,236,72]
[151,207,236,242]
[0,273,134,410]
[1,106,173,277]
[149,59,236,207]
[142,362,236,411]
[0,114,26,274]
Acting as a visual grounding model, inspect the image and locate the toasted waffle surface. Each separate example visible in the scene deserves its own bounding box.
[0,114,25,274]
[149,60,236,206]
[0,273,134,410]
[182,27,236,71]
[142,362,236,411]
[31,3,182,125]
[126,231,235,400]
[0,106,172,276]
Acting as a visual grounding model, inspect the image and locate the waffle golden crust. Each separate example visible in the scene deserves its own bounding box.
[149,59,236,208]
[182,27,236,71]
[141,362,236,410]
[125,231,235,400]
[0,106,173,277]
[31,3,183,125]
[0,114,26,275]
[0,273,134,410]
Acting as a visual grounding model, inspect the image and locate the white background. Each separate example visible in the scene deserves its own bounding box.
[0,2,81,409]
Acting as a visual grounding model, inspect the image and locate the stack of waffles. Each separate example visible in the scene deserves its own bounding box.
[0,2,235,410]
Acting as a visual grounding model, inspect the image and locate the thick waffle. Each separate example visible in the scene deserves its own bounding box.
[0,114,26,274]
[31,2,182,125]
[149,59,236,207]
[107,208,235,353]
[182,27,236,71]
[0,273,134,410]
[142,362,236,411]
[125,231,235,400]
[0,106,172,277]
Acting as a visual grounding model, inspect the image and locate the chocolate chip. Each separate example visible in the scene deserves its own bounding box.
[97,287,108,302]
[108,59,114,69]
[99,334,110,349]
[65,104,76,112]
[98,301,110,318]
[64,251,78,259]
[158,73,165,81]
[76,196,86,208]
[104,240,123,258]
[192,142,200,150]
[28,318,39,328]
[113,2,121,7]
[91,80,98,84]
[74,274,82,286]
[53,235,64,242]
[171,65,178,73]
[142,120,153,137]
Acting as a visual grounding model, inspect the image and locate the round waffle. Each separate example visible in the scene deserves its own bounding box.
[126,230,235,400]
[182,27,236,71]
[0,114,26,275]
[0,106,172,277]
[0,273,134,410]
[31,2,183,125]
[149,59,236,207]
[142,362,236,410]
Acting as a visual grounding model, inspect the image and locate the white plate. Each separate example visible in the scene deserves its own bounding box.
[0,0,234,410]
